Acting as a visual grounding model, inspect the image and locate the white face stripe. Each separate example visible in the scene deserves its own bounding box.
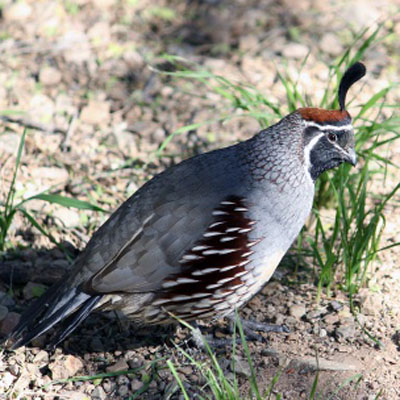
[305,119,353,158]
[305,120,353,132]
[330,141,356,163]
[303,132,324,181]
[303,126,356,182]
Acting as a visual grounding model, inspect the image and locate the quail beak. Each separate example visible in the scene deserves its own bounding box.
[345,148,357,166]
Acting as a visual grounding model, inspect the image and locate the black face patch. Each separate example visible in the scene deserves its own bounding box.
[308,130,354,181]
[304,126,321,145]
[324,129,352,148]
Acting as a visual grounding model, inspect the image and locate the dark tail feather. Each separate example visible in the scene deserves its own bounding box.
[48,295,102,349]
[7,282,102,349]
[8,280,66,340]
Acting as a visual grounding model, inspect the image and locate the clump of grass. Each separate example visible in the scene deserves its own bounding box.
[167,316,284,399]
[167,315,366,399]
[0,129,107,253]
[155,25,400,301]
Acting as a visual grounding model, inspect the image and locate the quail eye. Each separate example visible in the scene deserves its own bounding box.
[327,132,338,143]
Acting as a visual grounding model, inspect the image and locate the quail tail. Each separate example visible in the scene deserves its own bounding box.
[7,281,102,349]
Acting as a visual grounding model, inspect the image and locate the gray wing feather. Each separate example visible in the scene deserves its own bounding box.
[72,144,248,294]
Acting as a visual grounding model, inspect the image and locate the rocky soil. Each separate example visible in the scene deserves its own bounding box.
[0,0,400,399]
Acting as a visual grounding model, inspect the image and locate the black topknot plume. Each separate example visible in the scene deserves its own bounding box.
[338,62,366,111]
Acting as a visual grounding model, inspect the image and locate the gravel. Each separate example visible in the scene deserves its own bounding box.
[0,0,399,399]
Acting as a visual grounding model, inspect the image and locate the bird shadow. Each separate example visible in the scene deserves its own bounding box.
[0,242,213,356]
[56,315,179,355]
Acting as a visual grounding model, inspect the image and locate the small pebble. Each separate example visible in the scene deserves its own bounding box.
[106,359,129,373]
[330,300,343,311]
[335,323,356,340]
[0,312,20,336]
[0,372,14,390]
[0,291,16,307]
[102,379,113,393]
[39,66,62,86]
[117,375,129,385]
[233,356,251,378]
[91,386,107,400]
[0,305,8,321]
[118,385,129,397]
[319,328,328,338]
[49,355,83,380]
[289,304,306,320]
[130,379,143,391]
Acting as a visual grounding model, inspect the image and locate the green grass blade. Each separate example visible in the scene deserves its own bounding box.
[18,193,108,213]
[167,360,190,400]
[4,130,27,214]
[326,373,363,400]
[17,208,60,247]
[356,87,390,119]
[0,129,27,250]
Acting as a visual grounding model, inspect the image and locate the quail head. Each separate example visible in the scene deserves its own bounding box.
[7,62,366,348]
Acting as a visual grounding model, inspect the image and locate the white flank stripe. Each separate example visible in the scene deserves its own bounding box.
[202,249,221,255]
[238,228,252,233]
[220,264,238,272]
[235,286,249,296]
[176,277,199,284]
[161,280,180,288]
[192,245,210,252]
[230,283,245,290]
[241,251,254,258]
[212,210,228,216]
[203,248,237,256]
[181,254,203,261]
[209,221,224,228]
[191,308,210,314]
[226,227,240,233]
[220,248,238,254]
[220,200,235,205]
[170,295,192,302]
[234,270,248,278]
[213,290,230,299]
[234,207,248,212]
[220,236,236,242]
[191,292,211,299]
[206,282,223,290]
[192,267,219,276]
[204,231,223,237]
[152,298,170,306]
[209,297,226,304]
[217,276,235,284]
[198,311,214,318]
[194,298,212,308]
[214,302,230,311]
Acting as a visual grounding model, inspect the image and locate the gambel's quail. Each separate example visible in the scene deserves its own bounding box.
[7,62,366,348]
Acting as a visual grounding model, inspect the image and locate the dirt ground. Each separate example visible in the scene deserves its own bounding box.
[0,0,400,399]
